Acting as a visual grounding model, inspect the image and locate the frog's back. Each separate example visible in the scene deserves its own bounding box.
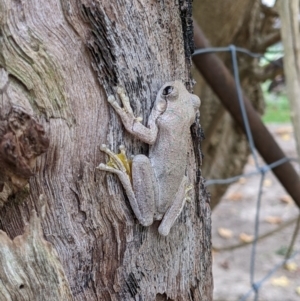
[150,111,191,213]
[149,80,200,214]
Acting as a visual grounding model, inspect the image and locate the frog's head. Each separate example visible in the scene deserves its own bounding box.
[159,81,201,114]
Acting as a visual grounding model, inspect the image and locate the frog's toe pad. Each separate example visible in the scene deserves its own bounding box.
[100,144,107,151]
[140,217,153,227]
[107,95,115,103]
[158,224,170,236]
[97,163,106,170]
[116,86,124,95]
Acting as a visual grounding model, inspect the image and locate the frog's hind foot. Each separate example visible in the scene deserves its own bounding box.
[98,144,131,177]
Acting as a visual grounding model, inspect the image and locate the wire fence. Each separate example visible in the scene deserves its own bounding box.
[193,45,300,301]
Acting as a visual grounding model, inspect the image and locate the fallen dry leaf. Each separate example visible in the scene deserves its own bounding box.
[239,233,253,243]
[280,195,293,205]
[263,179,272,187]
[275,126,293,135]
[271,276,290,287]
[281,134,291,141]
[218,228,233,239]
[276,126,293,134]
[227,192,243,201]
[265,216,282,225]
[285,262,298,272]
[296,286,300,295]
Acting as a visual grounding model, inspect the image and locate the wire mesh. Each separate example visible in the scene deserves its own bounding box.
[193,45,300,301]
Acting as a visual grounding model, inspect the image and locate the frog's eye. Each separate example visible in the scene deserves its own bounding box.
[162,86,173,96]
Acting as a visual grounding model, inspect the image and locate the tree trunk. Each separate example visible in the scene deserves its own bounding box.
[278,0,300,158]
[0,1,212,300]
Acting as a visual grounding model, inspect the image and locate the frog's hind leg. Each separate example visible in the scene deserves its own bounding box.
[158,176,192,236]
[131,154,156,226]
[98,144,154,226]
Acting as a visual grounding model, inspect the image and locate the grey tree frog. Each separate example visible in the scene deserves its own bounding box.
[98,81,201,236]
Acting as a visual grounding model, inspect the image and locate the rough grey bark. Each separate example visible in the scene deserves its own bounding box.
[0,210,73,300]
[193,0,275,208]
[0,0,212,300]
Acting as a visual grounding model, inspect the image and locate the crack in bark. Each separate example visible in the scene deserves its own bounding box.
[82,4,118,94]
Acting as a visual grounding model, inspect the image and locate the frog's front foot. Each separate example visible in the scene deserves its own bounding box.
[107,87,142,132]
